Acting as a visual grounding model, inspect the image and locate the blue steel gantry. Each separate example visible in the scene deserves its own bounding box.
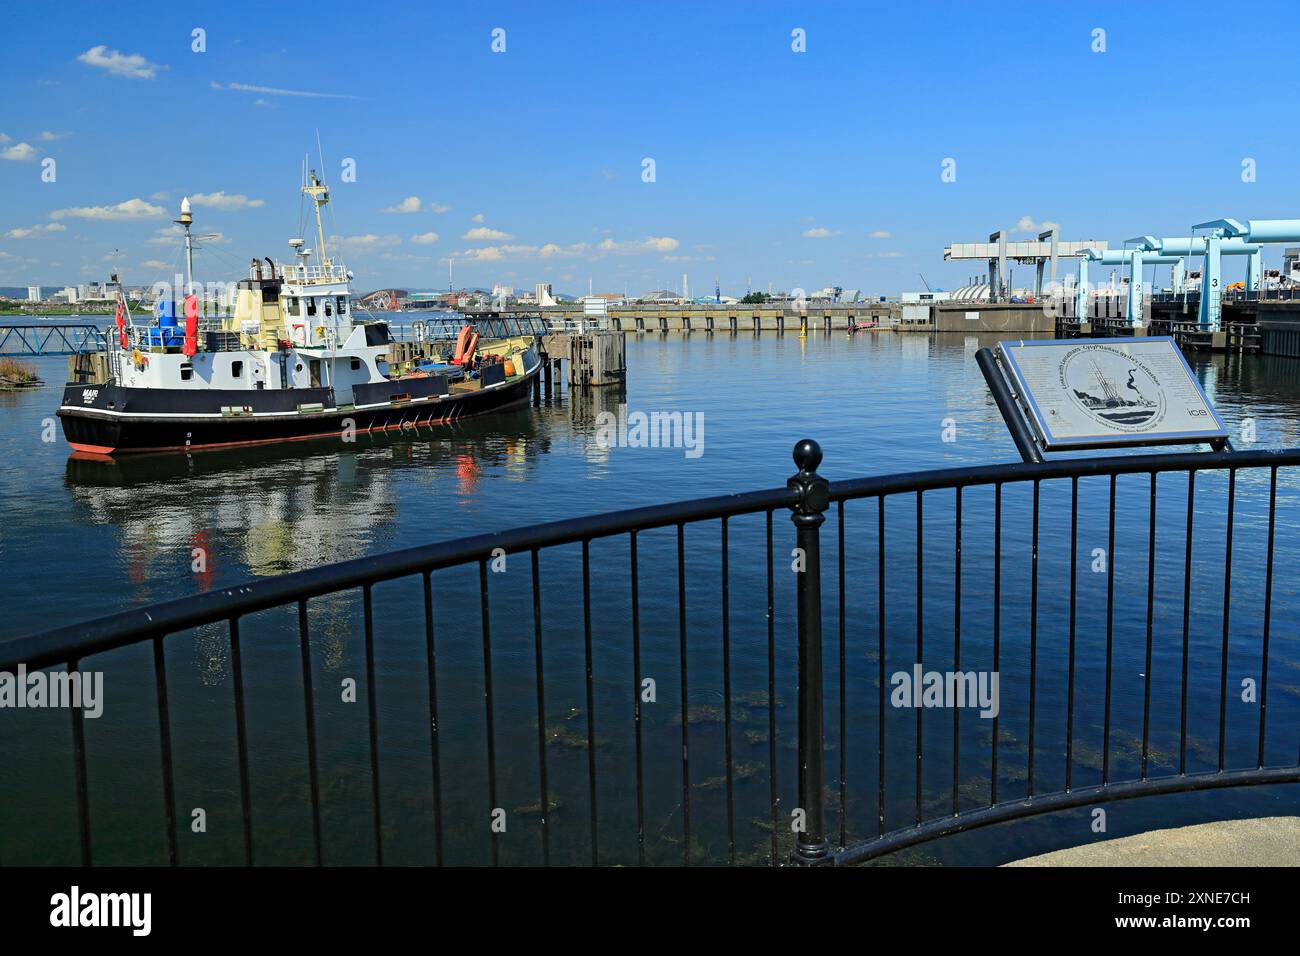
[1074,218,1300,331]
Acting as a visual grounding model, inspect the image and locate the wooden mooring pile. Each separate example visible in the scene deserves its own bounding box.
[539,330,626,389]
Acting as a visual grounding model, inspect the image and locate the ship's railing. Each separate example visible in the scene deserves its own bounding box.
[4,442,1300,866]
[280,263,349,285]
[387,315,549,345]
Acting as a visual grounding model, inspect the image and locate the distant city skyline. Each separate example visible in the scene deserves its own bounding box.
[0,1,1294,296]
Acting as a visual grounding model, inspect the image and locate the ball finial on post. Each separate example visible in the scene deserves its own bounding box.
[792,438,822,474]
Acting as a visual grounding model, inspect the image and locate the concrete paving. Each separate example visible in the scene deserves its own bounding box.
[1005,817,1300,867]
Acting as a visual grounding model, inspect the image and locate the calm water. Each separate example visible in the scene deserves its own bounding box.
[3,326,1300,865]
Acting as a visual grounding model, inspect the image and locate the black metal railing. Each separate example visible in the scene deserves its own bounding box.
[4,441,1300,866]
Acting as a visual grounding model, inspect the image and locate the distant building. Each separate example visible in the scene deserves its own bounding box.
[27,286,42,302]
[638,289,683,304]
[1283,248,1300,285]
[579,293,627,307]
[535,283,557,307]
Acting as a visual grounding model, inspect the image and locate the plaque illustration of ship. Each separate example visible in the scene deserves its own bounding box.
[1070,359,1158,425]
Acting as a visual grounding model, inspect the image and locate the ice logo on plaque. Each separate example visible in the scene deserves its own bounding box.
[1060,345,1164,431]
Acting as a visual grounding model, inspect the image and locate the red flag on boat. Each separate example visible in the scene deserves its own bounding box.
[183,294,199,357]
[115,298,128,349]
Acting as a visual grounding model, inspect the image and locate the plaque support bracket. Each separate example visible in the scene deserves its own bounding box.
[976,347,1044,463]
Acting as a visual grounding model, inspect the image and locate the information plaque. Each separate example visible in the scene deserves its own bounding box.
[995,337,1229,452]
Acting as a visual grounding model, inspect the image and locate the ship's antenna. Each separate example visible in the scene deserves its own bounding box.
[315,130,340,256]
[303,165,331,271]
[298,154,309,244]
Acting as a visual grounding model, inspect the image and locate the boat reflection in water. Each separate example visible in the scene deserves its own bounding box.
[64,407,548,583]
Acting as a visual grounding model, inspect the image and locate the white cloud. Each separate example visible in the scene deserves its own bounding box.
[463,226,514,241]
[879,251,905,258]
[410,232,439,244]
[4,223,66,239]
[189,191,265,211]
[458,246,506,261]
[1014,216,1059,234]
[802,227,839,238]
[0,134,9,144]
[430,202,449,214]
[452,242,590,262]
[869,230,893,239]
[51,198,166,220]
[471,213,485,223]
[38,131,66,141]
[210,81,355,100]
[150,191,170,201]
[77,45,166,80]
[447,235,676,263]
[146,225,182,244]
[140,259,171,270]
[331,233,401,249]
[1,143,39,162]
[597,237,679,254]
[381,196,423,214]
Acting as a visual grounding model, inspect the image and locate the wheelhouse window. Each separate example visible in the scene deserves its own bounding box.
[350,358,361,371]
[180,363,194,382]
[337,296,348,316]
[231,360,244,378]
[306,298,317,317]
[287,297,301,317]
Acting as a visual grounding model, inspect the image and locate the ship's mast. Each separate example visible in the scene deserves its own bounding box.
[304,169,331,270]
[176,197,194,295]
[1091,360,1119,403]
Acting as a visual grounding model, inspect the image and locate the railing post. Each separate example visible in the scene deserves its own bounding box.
[787,438,831,865]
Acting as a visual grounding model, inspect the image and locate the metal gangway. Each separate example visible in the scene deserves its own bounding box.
[0,323,104,357]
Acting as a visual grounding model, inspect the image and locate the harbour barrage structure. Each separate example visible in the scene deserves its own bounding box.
[944,227,1106,302]
[1053,217,1300,353]
[468,302,1062,336]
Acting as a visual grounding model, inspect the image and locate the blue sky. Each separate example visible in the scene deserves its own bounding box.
[1,0,1297,296]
